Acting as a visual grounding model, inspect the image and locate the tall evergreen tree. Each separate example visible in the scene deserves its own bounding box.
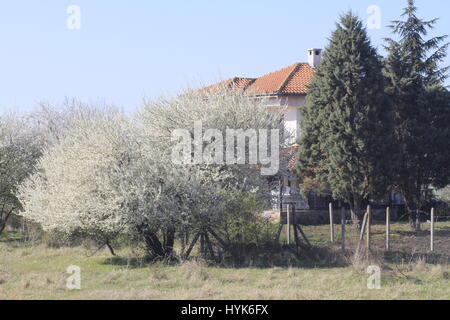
[384,0,450,231]
[298,12,394,225]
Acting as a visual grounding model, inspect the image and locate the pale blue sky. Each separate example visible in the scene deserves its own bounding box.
[1,0,449,113]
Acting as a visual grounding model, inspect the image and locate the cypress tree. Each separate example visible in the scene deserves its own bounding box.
[298,12,394,225]
[384,0,450,231]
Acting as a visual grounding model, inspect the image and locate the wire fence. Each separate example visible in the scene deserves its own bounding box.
[317,220,448,261]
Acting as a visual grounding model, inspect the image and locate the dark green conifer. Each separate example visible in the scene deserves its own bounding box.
[298,12,394,224]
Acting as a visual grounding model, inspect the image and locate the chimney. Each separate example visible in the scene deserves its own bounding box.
[308,48,322,68]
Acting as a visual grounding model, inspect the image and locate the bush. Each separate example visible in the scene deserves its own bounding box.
[217,192,278,263]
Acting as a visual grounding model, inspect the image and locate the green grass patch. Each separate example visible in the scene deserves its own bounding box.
[1,221,450,300]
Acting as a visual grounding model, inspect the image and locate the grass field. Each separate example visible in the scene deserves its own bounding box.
[1,221,450,300]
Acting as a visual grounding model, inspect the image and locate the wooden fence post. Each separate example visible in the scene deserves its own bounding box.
[341,206,346,251]
[386,207,390,252]
[287,204,291,245]
[431,208,435,252]
[366,205,371,259]
[355,209,369,257]
[329,203,334,243]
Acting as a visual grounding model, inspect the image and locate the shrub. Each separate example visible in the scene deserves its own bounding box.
[220,192,276,247]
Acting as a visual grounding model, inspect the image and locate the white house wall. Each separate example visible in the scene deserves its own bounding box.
[264,96,307,144]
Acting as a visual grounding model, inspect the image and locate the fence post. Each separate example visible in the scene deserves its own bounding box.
[355,209,369,259]
[431,208,435,252]
[366,205,371,259]
[386,207,390,252]
[341,206,346,251]
[329,203,334,243]
[287,204,291,245]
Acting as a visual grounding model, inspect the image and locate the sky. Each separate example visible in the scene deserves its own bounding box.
[1,0,449,113]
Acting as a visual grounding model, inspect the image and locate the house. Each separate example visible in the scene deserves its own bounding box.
[204,49,406,216]
[204,49,324,211]
[205,49,321,144]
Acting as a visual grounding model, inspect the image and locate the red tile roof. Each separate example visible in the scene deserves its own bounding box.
[200,77,256,94]
[203,63,315,96]
[281,64,316,94]
[234,77,256,89]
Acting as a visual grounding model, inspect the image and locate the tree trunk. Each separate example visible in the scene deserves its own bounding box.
[349,198,364,231]
[407,208,423,232]
[141,230,165,257]
[0,221,6,236]
[404,193,422,232]
[408,207,417,231]
[164,226,176,256]
[0,209,14,236]
[350,207,361,229]
[415,210,421,231]
[405,199,420,232]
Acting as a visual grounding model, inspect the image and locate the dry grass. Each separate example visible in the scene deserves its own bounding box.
[1,221,450,300]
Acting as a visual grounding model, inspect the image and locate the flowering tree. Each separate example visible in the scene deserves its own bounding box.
[19,89,287,258]
[1,100,113,237]
[137,88,287,256]
[18,109,135,251]
[0,113,41,236]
